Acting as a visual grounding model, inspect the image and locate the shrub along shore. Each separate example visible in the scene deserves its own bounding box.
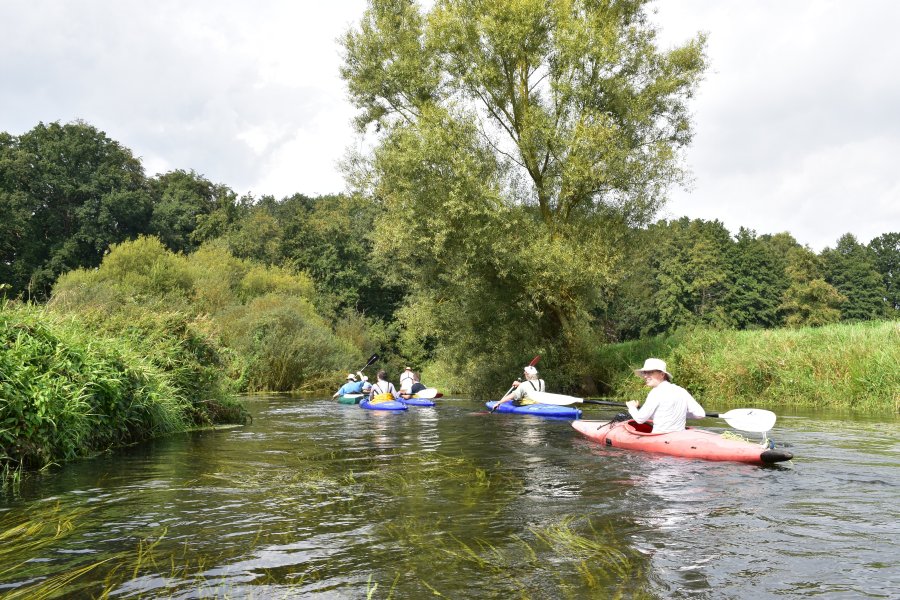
[0,301,247,480]
[4,296,896,481]
[593,320,899,413]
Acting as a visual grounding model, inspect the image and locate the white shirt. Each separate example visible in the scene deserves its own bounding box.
[512,378,545,402]
[628,380,706,433]
[369,380,398,400]
[399,370,414,392]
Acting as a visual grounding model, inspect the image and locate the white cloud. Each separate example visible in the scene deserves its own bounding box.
[1,0,897,250]
[652,0,900,250]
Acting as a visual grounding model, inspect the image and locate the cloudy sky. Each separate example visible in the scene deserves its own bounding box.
[2,1,898,251]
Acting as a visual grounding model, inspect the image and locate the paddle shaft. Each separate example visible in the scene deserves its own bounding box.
[584,398,726,418]
[360,353,378,372]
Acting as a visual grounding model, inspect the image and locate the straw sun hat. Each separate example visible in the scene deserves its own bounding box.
[634,358,672,381]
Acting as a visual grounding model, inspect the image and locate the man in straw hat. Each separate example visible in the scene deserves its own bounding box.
[332,372,364,399]
[625,358,705,433]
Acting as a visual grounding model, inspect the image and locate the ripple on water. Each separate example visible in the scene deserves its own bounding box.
[1,398,897,599]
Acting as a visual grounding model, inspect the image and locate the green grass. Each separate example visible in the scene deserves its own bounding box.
[594,320,900,412]
[0,301,248,476]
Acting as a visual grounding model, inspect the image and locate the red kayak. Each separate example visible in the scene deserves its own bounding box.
[572,419,793,465]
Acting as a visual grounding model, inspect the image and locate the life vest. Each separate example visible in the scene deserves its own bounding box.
[371,382,395,404]
[516,379,545,406]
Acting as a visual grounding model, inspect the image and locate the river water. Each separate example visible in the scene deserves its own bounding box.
[1,396,897,599]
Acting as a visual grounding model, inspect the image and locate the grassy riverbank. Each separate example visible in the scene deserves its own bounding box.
[0,301,247,479]
[594,320,899,412]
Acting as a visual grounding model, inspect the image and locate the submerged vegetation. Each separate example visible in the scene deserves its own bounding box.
[0,447,653,599]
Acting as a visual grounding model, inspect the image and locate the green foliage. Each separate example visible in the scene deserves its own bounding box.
[0,121,150,299]
[824,234,889,321]
[341,0,708,385]
[650,218,732,333]
[595,321,899,411]
[98,235,195,299]
[868,232,899,313]
[148,170,243,254]
[221,193,403,322]
[0,302,199,471]
[51,236,357,394]
[780,279,846,328]
[217,294,358,392]
[723,228,789,329]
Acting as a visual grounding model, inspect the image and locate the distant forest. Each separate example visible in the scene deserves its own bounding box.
[1,121,897,390]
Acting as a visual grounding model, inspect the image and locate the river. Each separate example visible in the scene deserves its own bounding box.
[1,396,898,599]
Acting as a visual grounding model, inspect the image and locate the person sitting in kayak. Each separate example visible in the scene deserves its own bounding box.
[369,370,400,403]
[494,365,546,409]
[399,366,415,394]
[625,358,705,433]
[360,374,372,394]
[399,372,428,399]
[332,373,365,399]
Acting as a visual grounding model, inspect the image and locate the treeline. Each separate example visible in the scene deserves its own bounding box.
[602,219,898,340]
[3,122,897,372]
[2,122,898,390]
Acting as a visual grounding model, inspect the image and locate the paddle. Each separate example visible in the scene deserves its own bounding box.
[490,355,540,413]
[413,388,443,399]
[334,353,379,400]
[359,353,379,373]
[521,391,776,433]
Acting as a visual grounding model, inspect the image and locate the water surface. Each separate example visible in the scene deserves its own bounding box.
[1,396,897,598]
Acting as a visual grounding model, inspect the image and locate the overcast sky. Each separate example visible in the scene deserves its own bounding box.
[2,1,898,252]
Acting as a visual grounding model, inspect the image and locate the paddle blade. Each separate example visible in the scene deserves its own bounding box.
[414,388,440,399]
[361,353,378,370]
[522,390,583,405]
[716,409,777,433]
[528,355,541,367]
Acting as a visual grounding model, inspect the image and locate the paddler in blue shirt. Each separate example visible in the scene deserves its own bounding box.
[332,373,365,399]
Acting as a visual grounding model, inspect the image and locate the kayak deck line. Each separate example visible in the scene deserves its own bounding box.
[572,419,793,464]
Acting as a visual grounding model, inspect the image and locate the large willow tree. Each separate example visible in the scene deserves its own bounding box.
[341,0,707,393]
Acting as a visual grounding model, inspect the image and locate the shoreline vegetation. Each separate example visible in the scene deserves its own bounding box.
[0,301,247,481]
[593,320,899,413]
[3,277,897,480]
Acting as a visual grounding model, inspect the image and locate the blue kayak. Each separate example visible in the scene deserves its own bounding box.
[360,399,408,411]
[485,401,582,419]
[402,398,436,407]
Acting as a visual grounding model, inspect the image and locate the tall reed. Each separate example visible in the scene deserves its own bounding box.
[0,301,246,475]
[595,321,899,411]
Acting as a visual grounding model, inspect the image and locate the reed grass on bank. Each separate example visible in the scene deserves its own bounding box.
[0,301,248,475]
[594,320,899,412]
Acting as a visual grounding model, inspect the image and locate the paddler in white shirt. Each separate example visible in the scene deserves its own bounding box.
[494,365,546,409]
[625,358,705,433]
[399,366,415,394]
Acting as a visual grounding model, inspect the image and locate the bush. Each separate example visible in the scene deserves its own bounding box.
[218,294,358,392]
[0,303,186,471]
